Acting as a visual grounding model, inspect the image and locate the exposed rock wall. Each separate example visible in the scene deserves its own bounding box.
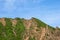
[0,18,60,40]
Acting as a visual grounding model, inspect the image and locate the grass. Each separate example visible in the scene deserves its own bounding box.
[14,18,25,40]
[0,18,25,40]
[48,25,55,30]
[32,18,46,28]
[5,18,15,40]
[0,22,5,40]
[32,17,55,30]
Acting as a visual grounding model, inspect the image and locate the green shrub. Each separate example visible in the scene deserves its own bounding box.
[33,18,46,27]
[4,18,15,40]
[48,25,55,30]
[0,22,8,40]
[14,18,25,40]
[0,18,25,40]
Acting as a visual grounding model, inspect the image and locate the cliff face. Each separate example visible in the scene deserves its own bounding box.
[0,18,60,40]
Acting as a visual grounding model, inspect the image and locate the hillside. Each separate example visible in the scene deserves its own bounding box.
[0,17,60,40]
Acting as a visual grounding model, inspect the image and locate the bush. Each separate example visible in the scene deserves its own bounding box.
[4,18,15,40]
[33,18,46,27]
[14,18,25,40]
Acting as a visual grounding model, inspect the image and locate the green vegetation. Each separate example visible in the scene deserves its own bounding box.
[32,18,47,27]
[0,18,25,40]
[0,17,57,40]
[48,25,55,30]
[15,18,25,40]
[0,22,6,40]
[5,18,15,40]
[32,17,55,30]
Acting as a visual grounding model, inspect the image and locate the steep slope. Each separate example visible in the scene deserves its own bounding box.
[0,17,60,40]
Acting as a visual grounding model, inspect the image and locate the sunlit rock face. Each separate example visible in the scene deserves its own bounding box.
[0,18,60,40]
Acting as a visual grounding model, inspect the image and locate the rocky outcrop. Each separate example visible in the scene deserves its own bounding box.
[0,18,6,26]
[0,18,60,40]
[11,19,17,26]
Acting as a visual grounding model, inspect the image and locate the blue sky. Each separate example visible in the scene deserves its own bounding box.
[0,0,60,27]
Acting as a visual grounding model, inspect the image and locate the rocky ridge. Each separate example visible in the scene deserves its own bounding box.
[0,18,60,40]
